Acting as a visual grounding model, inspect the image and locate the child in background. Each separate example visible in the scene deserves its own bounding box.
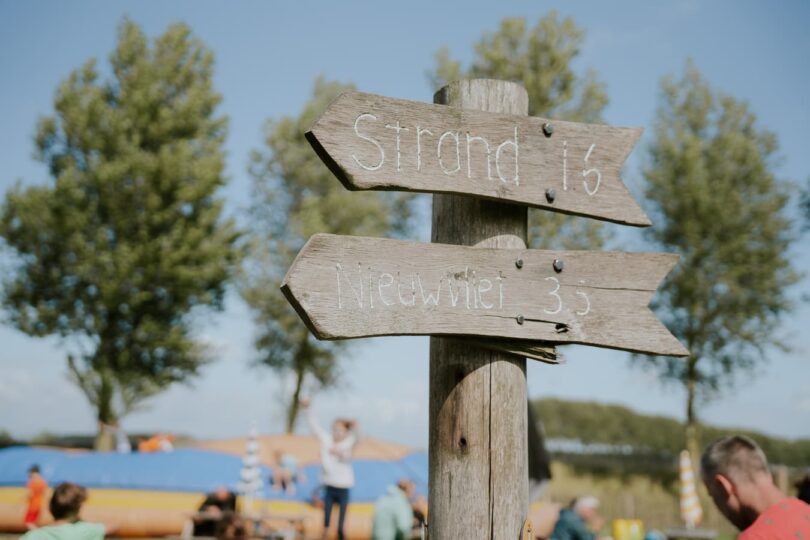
[301,397,358,540]
[24,464,48,530]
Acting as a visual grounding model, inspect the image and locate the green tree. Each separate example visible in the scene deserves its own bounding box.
[0,20,239,448]
[638,62,800,462]
[242,77,411,433]
[430,12,610,249]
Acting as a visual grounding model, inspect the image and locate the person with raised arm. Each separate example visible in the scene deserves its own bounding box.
[301,397,358,540]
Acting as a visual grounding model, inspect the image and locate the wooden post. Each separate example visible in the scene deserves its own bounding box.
[428,80,529,539]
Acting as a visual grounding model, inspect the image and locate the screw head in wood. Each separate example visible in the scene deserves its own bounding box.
[545,188,556,203]
[542,122,554,137]
[515,258,524,269]
[516,315,525,325]
[553,259,564,273]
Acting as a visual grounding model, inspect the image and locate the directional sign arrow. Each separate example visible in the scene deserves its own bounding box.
[281,234,687,357]
[306,91,649,226]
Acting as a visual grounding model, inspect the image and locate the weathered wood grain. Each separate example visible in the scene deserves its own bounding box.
[428,79,529,540]
[280,233,688,356]
[306,90,648,226]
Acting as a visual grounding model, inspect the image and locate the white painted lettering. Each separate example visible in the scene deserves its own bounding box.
[417,274,442,306]
[378,273,394,306]
[544,276,562,315]
[437,131,461,175]
[495,127,519,185]
[352,114,384,171]
[416,126,433,172]
[562,140,568,191]
[448,274,462,307]
[466,133,492,180]
[478,278,493,309]
[335,263,364,309]
[583,143,601,195]
[397,272,416,306]
[385,121,409,172]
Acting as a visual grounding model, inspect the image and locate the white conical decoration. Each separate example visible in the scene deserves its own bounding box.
[679,450,703,528]
[237,424,264,514]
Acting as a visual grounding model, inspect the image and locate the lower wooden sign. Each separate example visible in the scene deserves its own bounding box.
[281,234,688,357]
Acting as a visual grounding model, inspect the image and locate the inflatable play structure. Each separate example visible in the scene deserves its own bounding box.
[0,434,428,538]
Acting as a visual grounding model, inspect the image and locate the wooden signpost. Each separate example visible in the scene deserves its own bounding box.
[282,79,688,538]
[306,90,648,226]
[282,233,688,356]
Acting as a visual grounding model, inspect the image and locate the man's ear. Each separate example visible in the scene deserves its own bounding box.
[715,473,735,498]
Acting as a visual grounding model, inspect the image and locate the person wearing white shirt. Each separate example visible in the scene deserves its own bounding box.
[302,398,358,540]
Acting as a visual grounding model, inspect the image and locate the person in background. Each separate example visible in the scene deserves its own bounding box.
[271,449,306,495]
[113,423,131,454]
[137,433,175,453]
[98,422,132,454]
[215,511,248,540]
[24,464,48,530]
[550,496,604,540]
[193,486,238,537]
[411,493,427,532]
[21,482,106,540]
[701,435,810,539]
[301,397,358,540]
[371,479,416,540]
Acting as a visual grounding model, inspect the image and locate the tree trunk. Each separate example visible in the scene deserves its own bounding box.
[685,355,700,474]
[429,80,529,539]
[94,369,116,451]
[286,366,305,434]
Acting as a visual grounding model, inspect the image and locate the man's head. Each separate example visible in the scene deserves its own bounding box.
[28,464,40,477]
[49,482,87,521]
[573,496,600,523]
[701,435,779,530]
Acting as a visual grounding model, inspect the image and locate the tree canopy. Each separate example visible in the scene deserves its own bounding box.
[241,77,412,432]
[638,61,799,457]
[430,12,611,249]
[0,19,239,443]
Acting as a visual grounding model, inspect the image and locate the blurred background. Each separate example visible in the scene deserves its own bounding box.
[0,1,808,538]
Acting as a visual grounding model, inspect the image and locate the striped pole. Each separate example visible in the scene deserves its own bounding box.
[679,450,703,528]
[238,425,264,514]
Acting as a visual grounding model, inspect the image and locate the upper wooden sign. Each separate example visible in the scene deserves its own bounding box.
[306,91,648,226]
[281,234,688,357]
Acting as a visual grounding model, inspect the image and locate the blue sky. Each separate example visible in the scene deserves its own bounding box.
[0,0,808,447]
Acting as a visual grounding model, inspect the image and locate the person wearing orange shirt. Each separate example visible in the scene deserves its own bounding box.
[24,464,48,529]
[701,435,810,539]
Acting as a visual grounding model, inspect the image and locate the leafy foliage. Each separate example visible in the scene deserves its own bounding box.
[637,61,800,455]
[0,20,239,432]
[241,77,412,432]
[429,12,610,249]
